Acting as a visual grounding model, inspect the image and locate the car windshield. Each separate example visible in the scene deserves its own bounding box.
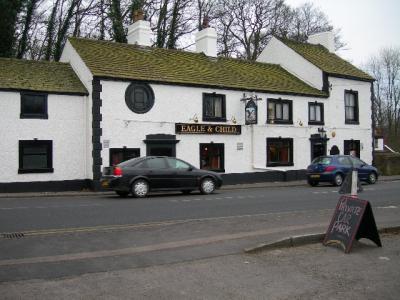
[312,157,332,165]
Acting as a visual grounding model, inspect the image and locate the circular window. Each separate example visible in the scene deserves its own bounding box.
[125,83,155,114]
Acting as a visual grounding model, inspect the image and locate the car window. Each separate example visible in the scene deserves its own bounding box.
[166,158,191,169]
[337,156,352,166]
[118,157,143,167]
[350,157,365,168]
[312,157,331,165]
[139,158,167,169]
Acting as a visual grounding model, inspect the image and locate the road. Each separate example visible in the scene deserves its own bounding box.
[0,180,399,282]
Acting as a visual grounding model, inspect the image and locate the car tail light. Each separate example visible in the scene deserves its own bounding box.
[113,167,123,177]
[324,166,336,172]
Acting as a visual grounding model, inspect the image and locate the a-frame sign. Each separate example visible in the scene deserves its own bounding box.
[324,196,382,253]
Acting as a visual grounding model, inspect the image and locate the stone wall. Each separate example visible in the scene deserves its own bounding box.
[374,152,400,175]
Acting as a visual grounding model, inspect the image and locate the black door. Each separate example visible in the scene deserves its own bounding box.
[344,140,360,158]
[310,134,327,161]
[148,145,174,157]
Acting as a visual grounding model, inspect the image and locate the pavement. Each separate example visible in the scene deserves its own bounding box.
[1,231,399,299]
[1,175,399,299]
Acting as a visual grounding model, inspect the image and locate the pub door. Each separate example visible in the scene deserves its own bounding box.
[143,134,179,157]
[310,134,328,161]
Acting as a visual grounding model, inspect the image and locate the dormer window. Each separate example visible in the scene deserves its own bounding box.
[20,92,48,119]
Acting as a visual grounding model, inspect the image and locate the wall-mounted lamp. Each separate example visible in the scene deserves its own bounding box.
[298,119,303,127]
[189,114,199,123]
[318,127,327,138]
[230,116,237,124]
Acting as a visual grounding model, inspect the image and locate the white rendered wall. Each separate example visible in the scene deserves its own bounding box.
[324,77,373,163]
[100,79,372,173]
[60,40,93,179]
[0,91,87,182]
[257,37,324,90]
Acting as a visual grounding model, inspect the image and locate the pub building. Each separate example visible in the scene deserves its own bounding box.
[0,17,374,192]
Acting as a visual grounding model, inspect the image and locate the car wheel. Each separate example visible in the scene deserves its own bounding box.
[181,190,193,195]
[367,172,377,184]
[333,174,344,186]
[308,180,319,187]
[200,177,215,195]
[115,191,129,197]
[131,179,149,198]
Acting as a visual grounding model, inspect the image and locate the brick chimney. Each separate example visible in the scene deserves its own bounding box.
[127,10,152,46]
[307,31,335,52]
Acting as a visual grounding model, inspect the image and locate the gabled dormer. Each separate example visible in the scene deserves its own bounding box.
[257,32,374,92]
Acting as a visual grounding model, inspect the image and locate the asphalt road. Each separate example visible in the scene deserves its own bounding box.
[0,180,399,282]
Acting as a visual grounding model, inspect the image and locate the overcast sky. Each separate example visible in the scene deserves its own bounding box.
[285,0,400,67]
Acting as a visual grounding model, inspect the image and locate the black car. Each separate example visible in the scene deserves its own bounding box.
[101,156,223,197]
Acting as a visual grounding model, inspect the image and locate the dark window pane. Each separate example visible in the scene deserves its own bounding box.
[267,139,293,166]
[21,94,47,118]
[146,158,167,169]
[200,144,224,172]
[23,155,47,169]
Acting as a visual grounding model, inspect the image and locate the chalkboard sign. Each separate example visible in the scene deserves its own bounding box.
[324,196,382,253]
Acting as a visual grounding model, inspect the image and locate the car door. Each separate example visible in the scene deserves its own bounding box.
[350,157,369,180]
[142,157,173,189]
[166,158,198,189]
[337,156,352,176]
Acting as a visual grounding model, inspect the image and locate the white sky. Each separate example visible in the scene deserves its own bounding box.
[285,0,400,67]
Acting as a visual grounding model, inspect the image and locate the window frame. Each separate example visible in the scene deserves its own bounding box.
[266,138,294,167]
[199,143,225,172]
[344,90,359,124]
[125,82,155,114]
[109,148,140,166]
[202,93,226,122]
[308,102,324,125]
[20,92,48,119]
[18,140,53,174]
[267,98,293,124]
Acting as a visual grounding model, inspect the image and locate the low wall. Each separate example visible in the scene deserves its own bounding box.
[374,152,400,175]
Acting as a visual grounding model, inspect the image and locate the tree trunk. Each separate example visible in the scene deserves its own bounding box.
[0,0,24,57]
[17,0,38,59]
[109,0,127,43]
[44,0,60,61]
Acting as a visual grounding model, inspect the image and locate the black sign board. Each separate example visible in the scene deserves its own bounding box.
[175,123,241,135]
[245,99,258,125]
[324,196,382,253]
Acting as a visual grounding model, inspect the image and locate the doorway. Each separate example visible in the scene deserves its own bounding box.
[144,134,179,157]
[310,134,328,161]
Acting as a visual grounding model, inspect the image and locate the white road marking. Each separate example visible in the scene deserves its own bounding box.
[377,206,398,209]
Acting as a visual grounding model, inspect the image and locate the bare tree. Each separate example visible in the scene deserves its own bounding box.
[215,0,291,60]
[109,0,127,42]
[366,47,400,148]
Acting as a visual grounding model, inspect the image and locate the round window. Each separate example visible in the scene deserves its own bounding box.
[125,83,155,114]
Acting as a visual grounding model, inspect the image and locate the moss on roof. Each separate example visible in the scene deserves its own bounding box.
[0,58,87,95]
[277,37,373,81]
[69,37,326,97]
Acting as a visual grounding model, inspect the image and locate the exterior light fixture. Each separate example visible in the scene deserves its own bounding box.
[318,127,327,139]
[190,114,199,123]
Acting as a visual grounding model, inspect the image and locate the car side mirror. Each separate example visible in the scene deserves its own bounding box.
[188,166,193,171]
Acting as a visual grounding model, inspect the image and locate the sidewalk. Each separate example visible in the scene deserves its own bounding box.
[1,175,399,199]
[1,232,399,299]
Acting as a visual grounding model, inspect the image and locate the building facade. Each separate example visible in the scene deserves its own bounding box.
[0,21,374,192]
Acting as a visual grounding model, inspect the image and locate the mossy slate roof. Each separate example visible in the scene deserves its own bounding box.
[0,58,88,95]
[278,37,373,81]
[69,37,326,97]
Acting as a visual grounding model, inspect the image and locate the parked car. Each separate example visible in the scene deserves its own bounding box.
[306,155,378,187]
[101,156,223,197]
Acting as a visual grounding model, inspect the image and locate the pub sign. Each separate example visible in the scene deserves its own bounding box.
[245,99,257,125]
[175,123,241,135]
